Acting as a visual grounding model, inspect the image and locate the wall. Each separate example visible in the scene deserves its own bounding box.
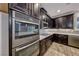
[0,12,9,56]
[0,11,1,55]
[74,12,79,31]
[0,3,8,13]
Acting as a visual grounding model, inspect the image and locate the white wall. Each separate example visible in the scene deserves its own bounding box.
[0,12,9,56]
[0,12,2,55]
[73,12,79,31]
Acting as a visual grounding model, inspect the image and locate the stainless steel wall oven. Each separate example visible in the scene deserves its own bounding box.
[9,9,40,56]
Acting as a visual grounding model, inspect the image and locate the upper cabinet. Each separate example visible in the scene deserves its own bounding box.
[0,3,8,13]
[33,4,40,18]
[54,14,73,29]
[9,3,40,19]
[40,7,52,29]
[40,8,50,29]
[64,14,73,29]
[55,17,64,28]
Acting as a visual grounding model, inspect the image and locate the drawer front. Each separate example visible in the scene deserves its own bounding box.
[12,35,39,48]
[46,40,51,48]
[39,40,46,55]
[12,40,39,56]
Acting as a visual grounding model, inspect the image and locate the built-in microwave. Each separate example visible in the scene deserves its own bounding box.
[11,10,39,48]
[15,20,39,38]
[42,21,48,29]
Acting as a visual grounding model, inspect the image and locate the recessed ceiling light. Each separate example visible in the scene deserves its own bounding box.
[42,15,46,19]
[57,10,61,13]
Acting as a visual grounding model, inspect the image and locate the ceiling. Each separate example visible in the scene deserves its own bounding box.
[41,3,79,18]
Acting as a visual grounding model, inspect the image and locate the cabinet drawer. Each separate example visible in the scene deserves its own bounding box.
[13,40,39,56]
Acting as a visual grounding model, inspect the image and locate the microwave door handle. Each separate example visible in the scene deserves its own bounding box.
[16,40,39,52]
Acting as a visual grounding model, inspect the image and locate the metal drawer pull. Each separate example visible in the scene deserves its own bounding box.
[16,40,39,52]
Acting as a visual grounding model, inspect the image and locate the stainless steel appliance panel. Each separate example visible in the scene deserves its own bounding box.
[12,11,39,24]
[68,35,79,48]
[12,35,39,48]
[12,40,39,56]
[12,11,39,48]
[10,10,39,56]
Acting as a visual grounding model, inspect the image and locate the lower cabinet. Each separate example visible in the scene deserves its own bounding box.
[46,37,52,50]
[39,39,46,56]
[39,36,52,56]
[53,34,68,45]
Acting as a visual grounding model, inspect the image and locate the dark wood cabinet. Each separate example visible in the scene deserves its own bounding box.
[55,17,64,28]
[40,8,48,29]
[54,34,68,45]
[39,39,46,56]
[47,18,52,28]
[55,17,67,29]
[64,14,73,29]
[40,8,52,29]
[50,19,56,28]
[46,37,52,50]
[9,3,40,19]
[53,14,73,29]
[28,3,32,15]
[39,35,53,56]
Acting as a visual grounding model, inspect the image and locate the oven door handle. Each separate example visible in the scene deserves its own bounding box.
[16,40,39,52]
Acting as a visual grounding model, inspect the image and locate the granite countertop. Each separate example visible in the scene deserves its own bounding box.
[39,29,79,40]
[40,33,53,40]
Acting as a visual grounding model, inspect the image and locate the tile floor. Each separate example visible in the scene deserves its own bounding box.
[44,42,79,56]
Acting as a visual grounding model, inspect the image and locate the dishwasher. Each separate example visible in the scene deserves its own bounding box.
[68,35,79,48]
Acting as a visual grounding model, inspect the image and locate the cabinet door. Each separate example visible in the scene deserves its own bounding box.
[65,15,73,29]
[56,17,65,28]
[39,40,46,55]
[57,34,68,45]
[33,3,40,18]
[16,3,26,9]
[45,36,52,50]
[46,39,51,49]
[0,3,8,13]
[55,18,60,28]
[28,3,32,15]
[55,15,73,29]
[52,19,56,28]
[31,3,34,16]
